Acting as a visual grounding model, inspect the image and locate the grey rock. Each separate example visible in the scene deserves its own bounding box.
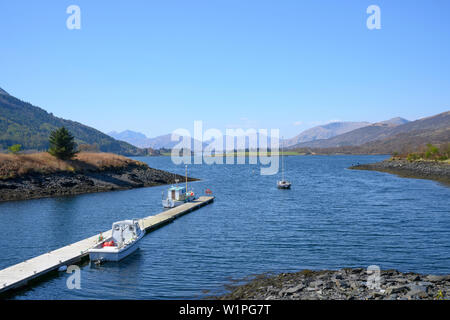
[334,280,350,289]
[385,285,409,295]
[284,284,305,294]
[407,284,428,292]
[309,280,324,288]
[417,281,433,287]
[406,288,428,299]
[426,275,450,282]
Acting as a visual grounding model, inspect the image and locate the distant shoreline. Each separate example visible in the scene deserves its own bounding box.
[208,151,304,157]
[349,159,450,185]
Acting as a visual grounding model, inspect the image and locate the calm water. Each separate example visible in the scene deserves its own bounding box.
[0,155,449,299]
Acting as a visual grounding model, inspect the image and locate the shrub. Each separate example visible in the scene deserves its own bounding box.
[406,153,420,162]
[7,144,22,154]
[424,144,440,160]
[404,143,448,162]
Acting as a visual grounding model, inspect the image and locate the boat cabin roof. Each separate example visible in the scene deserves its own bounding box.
[168,186,185,191]
[112,219,139,229]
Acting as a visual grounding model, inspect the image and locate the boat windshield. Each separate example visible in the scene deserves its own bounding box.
[112,220,139,244]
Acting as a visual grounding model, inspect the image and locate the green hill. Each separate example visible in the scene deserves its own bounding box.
[0,88,146,155]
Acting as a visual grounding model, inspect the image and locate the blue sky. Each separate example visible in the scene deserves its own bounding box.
[1,0,449,138]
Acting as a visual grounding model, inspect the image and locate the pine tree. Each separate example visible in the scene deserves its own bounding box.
[48,127,78,160]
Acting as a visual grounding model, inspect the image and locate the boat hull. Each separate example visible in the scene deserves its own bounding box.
[89,243,140,262]
[162,199,185,208]
[88,233,144,262]
[277,182,291,189]
[162,197,196,208]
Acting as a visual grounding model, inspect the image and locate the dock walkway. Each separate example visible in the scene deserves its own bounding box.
[0,196,214,294]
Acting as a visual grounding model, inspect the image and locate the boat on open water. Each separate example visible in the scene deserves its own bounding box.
[277,140,291,189]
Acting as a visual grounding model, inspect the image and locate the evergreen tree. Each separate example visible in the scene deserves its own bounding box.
[48,127,78,160]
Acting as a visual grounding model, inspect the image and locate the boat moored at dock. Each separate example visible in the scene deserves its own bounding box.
[162,184,195,208]
[162,166,196,208]
[88,219,144,262]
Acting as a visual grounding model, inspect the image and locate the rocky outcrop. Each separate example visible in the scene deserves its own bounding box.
[0,163,197,202]
[349,160,450,184]
[215,268,449,300]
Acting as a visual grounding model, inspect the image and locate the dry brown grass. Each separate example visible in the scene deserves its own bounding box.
[0,152,147,179]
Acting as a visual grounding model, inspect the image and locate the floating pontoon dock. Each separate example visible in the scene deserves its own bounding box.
[0,196,214,295]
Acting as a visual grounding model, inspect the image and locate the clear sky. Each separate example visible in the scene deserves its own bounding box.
[1,0,449,138]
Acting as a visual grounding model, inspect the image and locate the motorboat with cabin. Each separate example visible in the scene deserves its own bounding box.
[88,219,144,262]
[162,184,195,208]
[162,166,196,208]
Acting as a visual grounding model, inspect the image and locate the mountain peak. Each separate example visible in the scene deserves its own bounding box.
[0,87,10,96]
[284,121,371,147]
[376,117,409,126]
[108,130,149,141]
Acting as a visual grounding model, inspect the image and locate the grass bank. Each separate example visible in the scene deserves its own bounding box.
[0,152,147,180]
[0,152,197,202]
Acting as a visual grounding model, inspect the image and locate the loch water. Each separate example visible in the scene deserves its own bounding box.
[0,155,449,299]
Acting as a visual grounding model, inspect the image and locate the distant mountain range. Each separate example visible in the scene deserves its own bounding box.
[110,130,275,151]
[291,112,449,154]
[110,119,408,151]
[108,130,206,150]
[291,117,411,149]
[108,130,152,148]
[0,87,146,155]
[283,121,371,147]
[110,112,448,155]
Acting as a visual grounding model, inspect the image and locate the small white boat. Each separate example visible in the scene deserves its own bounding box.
[277,139,291,189]
[88,220,144,262]
[277,180,291,189]
[162,166,196,208]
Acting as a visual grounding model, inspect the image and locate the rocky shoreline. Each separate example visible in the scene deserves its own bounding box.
[349,159,450,184]
[0,163,197,202]
[215,268,450,300]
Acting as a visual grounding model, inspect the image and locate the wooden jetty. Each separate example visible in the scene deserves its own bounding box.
[0,196,214,295]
